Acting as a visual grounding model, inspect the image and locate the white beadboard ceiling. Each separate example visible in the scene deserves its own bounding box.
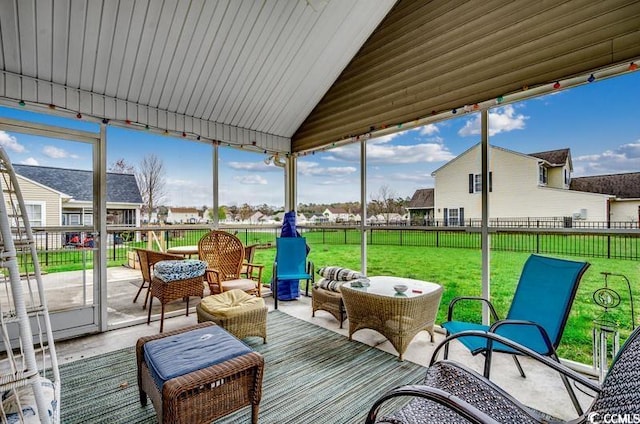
[0,0,396,152]
[1,0,639,154]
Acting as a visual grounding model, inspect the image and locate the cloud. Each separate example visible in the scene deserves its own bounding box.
[42,145,79,159]
[234,175,268,185]
[324,141,454,164]
[297,160,357,177]
[419,124,439,136]
[573,141,640,176]
[0,131,25,152]
[228,161,281,172]
[20,157,39,165]
[458,105,528,136]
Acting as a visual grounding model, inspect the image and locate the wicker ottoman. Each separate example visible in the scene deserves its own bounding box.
[196,289,267,343]
[312,286,346,328]
[136,322,264,424]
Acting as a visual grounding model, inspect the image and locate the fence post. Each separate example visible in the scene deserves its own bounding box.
[536,233,540,253]
[45,231,49,266]
[400,229,403,246]
[436,231,439,247]
[344,228,347,244]
[322,228,326,244]
[607,235,611,259]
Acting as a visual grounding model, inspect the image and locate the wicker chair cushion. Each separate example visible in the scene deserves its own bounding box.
[144,325,252,389]
[154,259,206,283]
[2,378,56,423]
[317,266,365,281]
[199,289,265,318]
[220,278,258,293]
[314,277,369,292]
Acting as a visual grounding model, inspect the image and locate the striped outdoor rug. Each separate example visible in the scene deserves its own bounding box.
[60,310,426,423]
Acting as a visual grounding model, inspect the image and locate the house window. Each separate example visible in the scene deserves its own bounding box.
[468,173,493,193]
[539,166,548,185]
[443,207,464,226]
[564,169,570,185]
[67,214,81,225]
[83,213,93,226]
[25,202,45,227]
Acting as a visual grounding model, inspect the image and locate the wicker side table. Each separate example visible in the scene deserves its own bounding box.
[341,276,442,361]
[136,322,264,424]
[312,286,346,328]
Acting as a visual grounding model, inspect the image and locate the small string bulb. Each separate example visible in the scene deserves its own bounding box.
[451,109,457,114]
[125,119,132,125]
[630,62,638,71]
[553,81,561,89]
[18,100,25,107]
[76,113,82,119]
[587,74,596,83]
[496,96,504,104]
[102,118,109,124]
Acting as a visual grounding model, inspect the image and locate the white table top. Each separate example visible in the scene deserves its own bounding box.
[343,276,440,298]
[166,245,199,256]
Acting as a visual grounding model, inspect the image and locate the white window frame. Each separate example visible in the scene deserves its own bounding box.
[448,208,460,226]
[473,173,482,193]
[67,214,81,225]
[539,165,548,185]
[24,201,46,227]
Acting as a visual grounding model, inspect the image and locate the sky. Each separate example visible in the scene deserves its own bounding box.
[0,70,638,208]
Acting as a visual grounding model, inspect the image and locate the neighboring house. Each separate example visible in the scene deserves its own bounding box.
[13,164,143,247]
[431,144,612,225]
[308,214,328,224]
[323,207,350,222]
[248,211,264,224]
[571,172,640,224]
[166,207,201,223]
[406,188,435,224]
[14,164,143,227]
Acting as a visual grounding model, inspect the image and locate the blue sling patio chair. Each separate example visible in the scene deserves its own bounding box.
[272,237,314,310]
[441,254,590,415]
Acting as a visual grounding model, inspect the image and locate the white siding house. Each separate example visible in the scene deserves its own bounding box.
[432,144,611,225]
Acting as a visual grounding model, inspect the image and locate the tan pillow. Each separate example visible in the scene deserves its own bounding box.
[200,289,265,317]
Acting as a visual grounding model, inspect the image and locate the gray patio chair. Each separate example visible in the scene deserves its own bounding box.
[366,326,640,423]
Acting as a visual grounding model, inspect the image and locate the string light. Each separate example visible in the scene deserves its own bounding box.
[18,100,25,107]
[587,74,596,83]
[48,104,56,109]
[473,103,479,110]
[182,132,186,137]
[630,62,638,71]
[102,118,109,124]
[76,113,82,119]
[451,109,457,114]
[125,119,131,125]
[522,85,529,91]
[196,136,201,141]
[553,81,561,89]
[163,130,169,135]
[145,124,150,130]
[496,95,504,104]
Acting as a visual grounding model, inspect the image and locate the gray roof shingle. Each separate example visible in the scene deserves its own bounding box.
[407,188,434,208]
[14,164,143,203]
[529,148,570,166]
[570,172,640,199]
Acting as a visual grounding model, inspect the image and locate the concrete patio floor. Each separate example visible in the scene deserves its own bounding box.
[50,266,596,421]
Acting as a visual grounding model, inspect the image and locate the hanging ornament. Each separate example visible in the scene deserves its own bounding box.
[496,95,504,104]
[18,100,25,107]
[473,103,479,110]
[48,104,56,109]
[125,119,132,125]
[553,81,561,89]
[76,113,82,119]
[587,74,596,83]
[451,109,457,114]
[182,132,186,137]
[145,124,150,130]
[630,62,638,71]
[196,136,201,141]
[163,129,169,135]
[102,118,109,124]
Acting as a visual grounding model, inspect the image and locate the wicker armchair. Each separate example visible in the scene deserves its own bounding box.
[240,244,264,286]
[133,248,183,309]
[198,231,261,296]
[367,327,640,423]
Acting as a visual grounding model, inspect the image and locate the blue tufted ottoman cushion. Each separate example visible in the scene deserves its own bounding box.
[143,325,252,389]
[154,259,206,283]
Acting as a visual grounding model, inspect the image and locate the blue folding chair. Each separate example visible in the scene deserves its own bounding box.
[441,254,590,414]
[272,237,314,309]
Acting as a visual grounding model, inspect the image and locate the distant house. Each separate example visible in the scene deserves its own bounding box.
[13,164,143,228]
[571,173,640,224]
[166,207,201,224]
[323,207,350,222]
[431,144,612,225]
[406,188,435,224]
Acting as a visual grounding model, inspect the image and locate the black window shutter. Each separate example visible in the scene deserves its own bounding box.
[460,207,465,226]
[443,208,448,227]
[468,174,474,193]
[489,172,493,192]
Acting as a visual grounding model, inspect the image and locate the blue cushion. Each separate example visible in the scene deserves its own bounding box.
[143,326,252,389]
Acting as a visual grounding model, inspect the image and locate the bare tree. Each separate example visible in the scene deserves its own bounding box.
[136,154,166,222]
[369,185,400,224]
[108,158,136,174]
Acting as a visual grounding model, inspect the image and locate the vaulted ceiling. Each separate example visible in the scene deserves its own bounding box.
[1,0,639,155]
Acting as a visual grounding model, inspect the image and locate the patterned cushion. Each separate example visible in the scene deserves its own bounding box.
[315,277,370,292]
[2,378,56,423]
[199,289,265,317]
[154,259,206,282]
[317,266,365,281]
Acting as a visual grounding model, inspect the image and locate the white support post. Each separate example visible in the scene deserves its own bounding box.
[481,110,491,325]
[360,139,367,275]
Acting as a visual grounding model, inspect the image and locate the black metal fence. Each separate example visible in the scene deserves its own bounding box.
[28,223,640,271]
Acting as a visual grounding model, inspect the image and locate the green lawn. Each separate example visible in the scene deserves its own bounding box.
[253,243,639,365]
